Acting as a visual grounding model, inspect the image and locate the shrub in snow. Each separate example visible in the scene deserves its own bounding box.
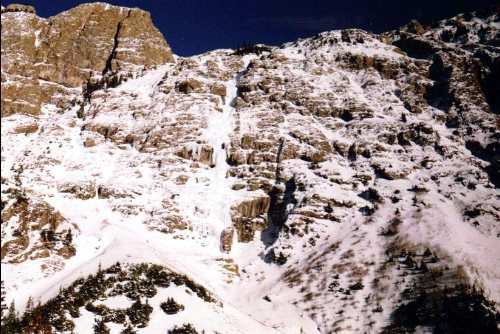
[160,298,185,315]
[233,44,271,56]
[126,299,153,328]
[168,323,199,334]
[349,282,364,291]
[120,324,137,334]
[94,318,110,334]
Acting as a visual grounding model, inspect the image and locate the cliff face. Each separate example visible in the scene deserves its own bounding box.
[1,2,174,116]
[1,3,499,334]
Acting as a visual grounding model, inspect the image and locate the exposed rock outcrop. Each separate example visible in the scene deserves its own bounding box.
[231,197,270,242]
[1,2,174,116]
[220,227,234,252]
[1,4,36,14]
[1,193,75,263]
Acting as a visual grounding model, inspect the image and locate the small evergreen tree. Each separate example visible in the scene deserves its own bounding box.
[160,298,185,315]
[0,281,7,323]
[7,301,16,321]
[28,303,53,334]
[121,324,138,334]
[20,296,34,329]
[126,299,153,328]
[2,301,20,334]
[25,296,34,314]
[168,323,199,334]
[94,318,110,334]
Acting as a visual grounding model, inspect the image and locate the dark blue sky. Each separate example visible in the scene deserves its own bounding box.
[3,0,497,56]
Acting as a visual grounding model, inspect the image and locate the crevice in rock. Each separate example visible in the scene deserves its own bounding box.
[424,53,454,112]
[474,49,500,115]
[259,137,298,253]
[102,17,125,75]
[260,177,297,252]
[465,140,499,188]
[274,137,285,182]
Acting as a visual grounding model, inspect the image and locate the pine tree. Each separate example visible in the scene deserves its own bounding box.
[94,318,110,334]
[20,296,35,329]
[97,262,104,283]
[0,281,7,322]
[7,301,16,322]
[127,299,153,328]
[2,301,20,334]
[160,298,184,314]
[25,296,34,314]
[29,303,53,334]
[98,262,102,274]
[169,323,199,334]
[121,324,137,334]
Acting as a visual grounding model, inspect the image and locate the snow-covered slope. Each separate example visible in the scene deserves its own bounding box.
[1,3,499,334]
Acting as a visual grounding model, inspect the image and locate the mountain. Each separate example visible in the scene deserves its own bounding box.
[1,3,499,333]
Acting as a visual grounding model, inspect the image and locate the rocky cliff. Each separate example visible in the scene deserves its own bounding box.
[1,3,499,334]
[1,2,174,117]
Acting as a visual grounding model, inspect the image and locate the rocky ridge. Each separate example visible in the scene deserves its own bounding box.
[1,2,173,117]
[1,3,499,334]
